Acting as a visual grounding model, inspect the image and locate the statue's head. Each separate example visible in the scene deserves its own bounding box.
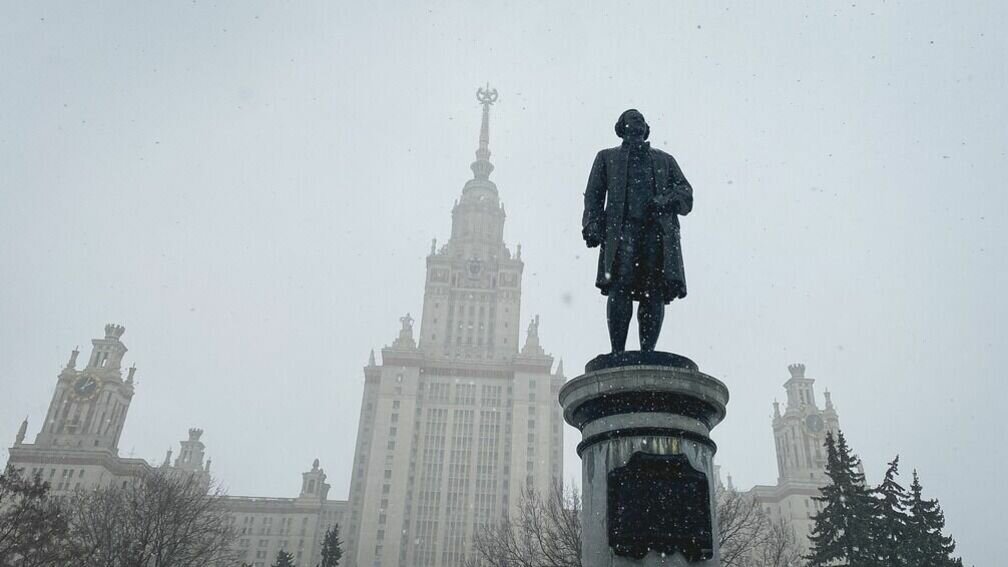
[615,109,650,141]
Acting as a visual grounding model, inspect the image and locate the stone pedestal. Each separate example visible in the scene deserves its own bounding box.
[559,355,729,567]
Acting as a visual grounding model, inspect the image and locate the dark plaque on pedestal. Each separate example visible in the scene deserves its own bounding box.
[607,452,713,561]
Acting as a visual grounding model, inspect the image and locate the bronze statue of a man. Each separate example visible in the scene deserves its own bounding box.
[582,109,693,353]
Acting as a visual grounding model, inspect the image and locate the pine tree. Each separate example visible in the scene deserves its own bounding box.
[905,470,958,567]
[320,524,344,567]
[272,550,296,567]
[871,455,910,567]
[806,431,874,567]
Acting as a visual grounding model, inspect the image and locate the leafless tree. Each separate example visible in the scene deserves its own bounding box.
[752,517,802,567]
[718,487,768,567]
[64,468,239,567]
[466,483,800,567]
[465,483,581,567]
[0,465,72,567]
[718,488,803,567]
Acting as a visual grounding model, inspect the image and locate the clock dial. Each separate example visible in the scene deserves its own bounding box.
[73,375,99,400]
[467,258,482,277]
[805,414,824,433]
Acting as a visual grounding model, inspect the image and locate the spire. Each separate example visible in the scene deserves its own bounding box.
[824,389,834,410]
[555,358,565,377]
[470,84,498,181]
[15,417,27,445]
[368,349,376,366]
[67,347,80,369]
[162,449,172,467]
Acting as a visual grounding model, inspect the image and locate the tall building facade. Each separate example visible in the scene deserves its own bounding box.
[344,88,564,567]
[5,324,346,567]
[747,363,842,553]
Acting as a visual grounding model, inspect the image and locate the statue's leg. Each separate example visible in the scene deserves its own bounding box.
[607,291,633,353]
[638,298,664,352]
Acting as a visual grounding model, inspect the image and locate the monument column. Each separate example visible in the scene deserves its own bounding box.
[563,109,729,566]
[560,357,728,566]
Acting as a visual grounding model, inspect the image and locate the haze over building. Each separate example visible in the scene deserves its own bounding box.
[5,324,346,567]
[745,363,843,555]
[344,87,564,567]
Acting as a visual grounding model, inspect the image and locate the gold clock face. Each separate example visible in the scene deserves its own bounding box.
[73,375,99,400]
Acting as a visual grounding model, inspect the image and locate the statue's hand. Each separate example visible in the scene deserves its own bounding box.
[652,193,674,214]
[583,223,603,248]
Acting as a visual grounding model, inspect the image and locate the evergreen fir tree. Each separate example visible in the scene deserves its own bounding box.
[806,430,874,567]
[905,470,959,567]
[272,550,296,567]
[871,455,910,567]
[320,524,344,567]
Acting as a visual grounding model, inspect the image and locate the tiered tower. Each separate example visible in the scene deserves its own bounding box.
[344,87,563,567]
[772,363,840,483]
[418,85,523,362]
[750,363,842,555]
[7,324,149,494]
[34,324,136,452]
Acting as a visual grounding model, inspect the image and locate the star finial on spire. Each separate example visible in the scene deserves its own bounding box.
[471,84,498,180]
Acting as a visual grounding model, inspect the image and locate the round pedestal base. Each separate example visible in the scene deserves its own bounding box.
[559,361,729,567]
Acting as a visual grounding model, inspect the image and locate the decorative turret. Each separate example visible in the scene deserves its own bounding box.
[87,323,128,372]
[368,349,377,367]
[173,428,207,474]
[784,361,816,410]
[300,458,330,501]
[555,358,565,378]
[789,363,806,379]
[66,347,79,370]
[104,324,126,340]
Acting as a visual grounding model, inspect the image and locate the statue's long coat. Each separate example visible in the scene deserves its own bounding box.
[582,144,693,302]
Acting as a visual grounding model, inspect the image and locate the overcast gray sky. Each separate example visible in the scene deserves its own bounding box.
[1,2,1005,564]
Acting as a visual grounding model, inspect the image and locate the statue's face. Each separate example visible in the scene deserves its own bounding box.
[622,111,648,139]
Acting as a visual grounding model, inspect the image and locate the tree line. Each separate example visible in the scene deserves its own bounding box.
[807,430,963,567]
[0,465,342,567]
[466,430,966,567]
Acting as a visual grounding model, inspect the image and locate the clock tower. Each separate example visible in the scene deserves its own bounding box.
[772,363,840,483]
[748,362,843,556]
[34,323,136,452]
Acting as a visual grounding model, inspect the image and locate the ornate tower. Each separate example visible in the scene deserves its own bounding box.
[174,428,208,472]
[345,88,562,567]
[299,458,331,501]
[772,363,840,483]
[34,324,136,452]
[417,85,524,361]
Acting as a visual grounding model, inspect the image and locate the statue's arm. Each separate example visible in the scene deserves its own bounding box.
[668,155,693,216]
[582,151,607,247]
